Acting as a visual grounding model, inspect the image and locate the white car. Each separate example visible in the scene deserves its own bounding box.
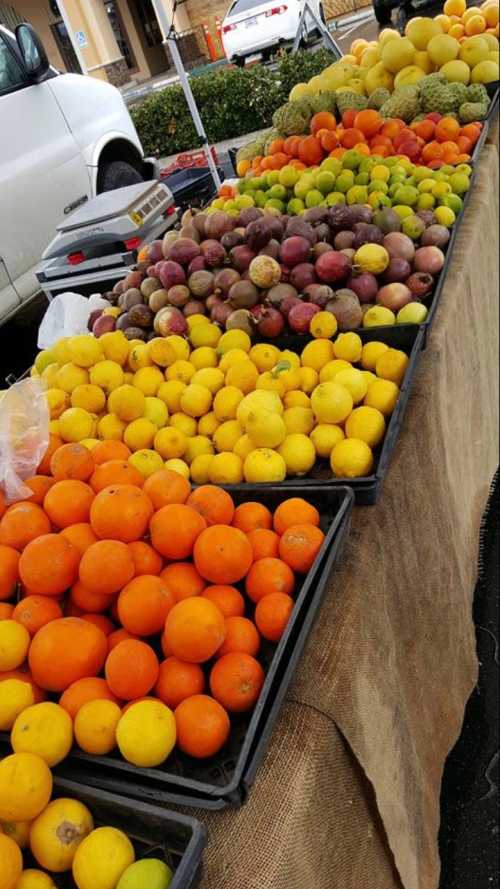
[222,0,325,65]
[0,23,157,324]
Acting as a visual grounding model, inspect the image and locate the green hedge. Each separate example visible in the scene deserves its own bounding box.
[131,49,338,158]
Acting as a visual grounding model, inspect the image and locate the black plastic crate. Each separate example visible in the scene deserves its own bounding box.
[52,486,353,809]
[163,167,225,212]
[17,777,205,888]
[485,81,499,120]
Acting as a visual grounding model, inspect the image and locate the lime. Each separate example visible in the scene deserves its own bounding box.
[394,185,419,206]
[265,170,280,186]
[370,164,390,182]
[269,183,287,201]
[326,191,346,205]
[449,172,470,194]
[335,171,355,193]
[287,197,305,214]
[255,190,268,208]
[316,171,336,194]
[355,171,370,186]
[416,193,436,210]
[342,150,362,170]
[305,189,324,208]
[434,205,456,227]
[294,173,317,199]
[440,193,463,214]
[391,204,414,219]
[432,181,452,198]
[418,178,436,193]
[368,180,389,194]
[320,157,342,175]
[279,165,300,188]
[347,185,368,205]
[265,199,285,213]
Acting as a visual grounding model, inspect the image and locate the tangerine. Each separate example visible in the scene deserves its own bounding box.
[143,468,191,509]
[59,676,120,719]
[354,109,383,137]
[117,575,176,636]
[160,562,206,602]
[194,525,253,584]
[24,476,56,505]
[174,694,230,758]
[279,523,325,573]
[43,480,94,529]
[12,596,63,636]
[107,627,138,652]
[19,534,80,597]
[273,497,320,535]
[50,443,94,481]
[245,557,295,603]
[60,523,98,557]
[150,504,206,559]
[255,592,294,641]
[90,484,153,543]
[232,502,272,533]
[201,585,245,618]
[310,111,337,134]
[186,485,235,526]
[128,540,163,576]
[105,639,159,700]
[155,657,205,709]
[69,579,114,614]
[89,460,144,493]
[246,528,280,560]
[164,597,226,663]
[79,540,135,595]
[210,652,264,713]
[216,616,260,658]
[80,613,115,636]
[28,617,107,692]
[0,503,51,551]
[91,440,131,464]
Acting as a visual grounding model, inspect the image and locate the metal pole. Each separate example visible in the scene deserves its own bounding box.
[149,0,222,191]
[292,1,342,58]
[54,0,88,75]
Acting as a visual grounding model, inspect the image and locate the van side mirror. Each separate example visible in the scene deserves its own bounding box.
[15,23,49,82]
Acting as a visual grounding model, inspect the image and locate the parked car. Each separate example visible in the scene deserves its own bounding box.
[0,23,158,324]
[221,0,326,65]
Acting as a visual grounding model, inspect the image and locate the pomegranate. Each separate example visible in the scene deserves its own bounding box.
[288,302,320,333]
[257,307,285,338]
[413,246,445,275]
[381,258,412,284]
[315,251,351,284]
[346,272,378,304]
[383,232,415,263]
[376,283,413,312]
[154,306,188,337]
[159,261,186,290]
[420,225,450,249]
[405,272,434,298]
[289,263,317,291]
[169,238,201,266]
[279,236,311,268]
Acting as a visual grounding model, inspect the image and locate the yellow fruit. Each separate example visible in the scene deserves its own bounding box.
[49,420,61,436]
[189,322,221,349]
[363,306,396,327]
[414,50,435,72]
[127,344,152,373]
[191,368,225,394]
[108,385,145,422]
[41,364,60,389]
[245,409,286,449]
[331,438,374,478]
[213,386,244,421]
[218,329,251,355]
[427,33,460,64]
[0,820,30,848]
[52,338,71,366]
[123,418,156,451]
[208,452,243,484]
[184,436,214,465]
[243,449,286,483]
[319,359,351,382]
[213,420,244,452]
[0,833,22,889]
[179,384,212,418]
[279,349,301,370]
[256,371,285,397]
[11,702,73,767]
[128,449,164,478]
[218,348,251,373]
[143,396,168,429]
[97,413,126,441]
[284,390,310,409]
[471,57,499,78]
[278,434,316,476]
[190,454,214,484]
[0,679,34,731]
[236,390,283,426]
[89,360,124,394]
[463,4,484,20]
[225,361,259,394]
[334,368,369,404]
[298,367,318,394]
[375,348,409,385]
[435,14,452,32]
[132,366,164,397]
[165,358,196,385]
[309,313,338,340]
[72,826,135,889]
[74,700,121,756]
[67,336,103,369]
[289,82,312,100]
[0,753,52,822]
[361,341,389,371]
[300,338,334,372]
[440,58,471,80]
[364,379,399,415]
[34,349,56,374]
[190,346,218,370]
[153,426,187,460]
[169,413,197,437]
[311,382,353,424]
[361,46,381,67]
[249,343,281,372]
[157,380,186,413]
[444,0,466,15]
[56,364,89,394]
[282,407,315,435]
[0,621,30,671]
[332,332,363,363]
[148,338,176,368]
[394,64,427,87]
[364,61,395,92]
[233,434,255,461]
[353,244,390,275]
[381,36,416,72]
[99,331,130,366]
[345,405,386,447]
[164,458,190,479]
[15,870,57,889]
[30,798,94,872]
[361,370,377,388]
[118,699,177,767]
[406,16,443,49]
[310,424,345,459]
[379,27,402,46]
[448,22,466,39]
[165,335,190,362]
[70,384,105,414]
[459,35,489,66]
[198,411,219,437]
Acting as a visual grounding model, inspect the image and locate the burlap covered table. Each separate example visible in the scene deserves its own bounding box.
[192,126,499,889]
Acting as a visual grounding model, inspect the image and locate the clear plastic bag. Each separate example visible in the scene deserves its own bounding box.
[37,292,109,350]
[0,378,50,503]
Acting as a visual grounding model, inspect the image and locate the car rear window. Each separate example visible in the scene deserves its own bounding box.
[228,0,262,15]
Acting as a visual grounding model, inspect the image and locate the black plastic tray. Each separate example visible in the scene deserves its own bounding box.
[471,116,489,165]
[163,167,225,212]
[52,487,353,809]
[485,81,499,121]
[19,777,206,888]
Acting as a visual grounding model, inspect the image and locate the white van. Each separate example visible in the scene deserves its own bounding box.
[221,0,325,65]
[0,23,157,324]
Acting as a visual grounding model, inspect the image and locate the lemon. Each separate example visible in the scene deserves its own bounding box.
[67,335,103,368]
[198,412,220,436]
[89,360,124,394]
[361,341,389,371]
[279,349,301,370]
[34,349,56,375]
[434,206,456,227]
[165,335,190,362]
[427,33,460,65]
[132,367,164,397]
[180,384,212,418]
[80,438,99,450]
[154,427,187,459]
[299,367,319,394]
[70,384,106,414]
[99,331,130,366]
[233,434,255,460]
[127,344,152,373]
[124,418,156,452]
[244,449,287,483]
[164,459,190,479]
[108,385,145,423]
[129,449,164,478]
[361,370,377,388]
[184,435,214,465]
[440,58,471,81]
[279,366,302,392]
[363,306,397,328]
[11,702,73,767]
[283,407,315,435]
[310,424,345,458]
[0,680,34,731]
[143,397,168,429]
[190,346,218,370]
[59,408,94,443]
[213,420,244,452]
[56,363,89,394]
[278,434,316,476]
[190,454,214,484]
[249,343,281,372]
[256,371,286,397]
[309,314,338,340]
[117,859,173,889]
[186,314,208,330]
[364,379,399,415]
[331,438,374,478]
[218,349,251,373]
[301,338,335,372]
[189,322,221,348]
[75,700,121,756]
[209,452,243,484]
[157,380,186,413]
[284,390,311,409]
[73,826,135,889]
[166,360,195,384]
[237,390,283,426]
[49,420,61,436]
[472,59,499,82]
[375,349,409,385]
[218,329,251,354]
[191,368,225,394]
[16,870,57,888]
[45,388,70,420]
[345,406,386,447]
[52,337,71,366]
[148,338,177,368]
[225,361,259,394]
[245,409,287,448]
[332,332,363,363]
[406,16,443,50]
[169,412,197,437]
[334,368,369,404]
[41,363,60,388]
[311,382,353,424]
[98,413,126,441]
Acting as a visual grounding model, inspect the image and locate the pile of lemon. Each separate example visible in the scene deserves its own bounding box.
[32,318,409,481]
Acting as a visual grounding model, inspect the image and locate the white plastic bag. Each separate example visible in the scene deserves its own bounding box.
[0,379,50,503]
[37,292,109,349]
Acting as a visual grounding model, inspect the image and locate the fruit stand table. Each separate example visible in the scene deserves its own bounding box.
[190,121,500,889]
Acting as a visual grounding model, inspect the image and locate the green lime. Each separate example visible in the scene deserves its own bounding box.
[440,193,463,214]
[117,859,173,889]
[416,193,436,210]
[413,166,431,182]
[434,205,456,227]
[279,165,300,188]
[269,183,287,200]
[335,171,355,193]
[355,171,370,186]
[418,178,436,193]
[342,150,362,170]
[288,197,305,214]
[316,170,337,194]
[265,198,285,213]
[250,177,265,190]
[235,194,255,209]
[265,170,280,187]
[320,157,342,176]
[346,185,368,205]
[326,191,346,205]
[305,189,325,208]
[449,172,470,195]
[368,180,389,194]
[294,173,317,199]
[391,204,414,219]
[255,190,268,208]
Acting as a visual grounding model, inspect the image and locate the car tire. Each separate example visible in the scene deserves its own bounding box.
[234,56,245,67]
[373,0,392,25]
[98,161,144,193]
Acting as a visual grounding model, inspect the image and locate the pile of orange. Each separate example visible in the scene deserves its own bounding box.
[0,442,326,763]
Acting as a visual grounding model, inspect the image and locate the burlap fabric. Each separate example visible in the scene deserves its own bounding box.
[190,129,499,889]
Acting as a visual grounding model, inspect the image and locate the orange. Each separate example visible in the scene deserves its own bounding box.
[107,627,139,653]
[0,545,20,600]
[50,443,94,481]
[43,480,94,529]
[143,469,191,509]
[232,502,272,533]
[320,130,339,152]
[60,522,98,557]
[216,616,260,658]
[160,562,206,602]
[186,485,235,526]
[24,475,56,505]
[255,592,294,642]
[341,128,366,148]
[435,117,461,142]
[37,433,63,475]
[59,676,120,718]
[310,111,337,134]
[155,656,205,709]
[0,833,23,889]
[79,540,135,595]
[69,579,114,613]
[164,597,226,663]
[28,617,107,692]
[117,575,176,635]
[92,440,132,464]
[174,694,230,758]
[105,638,159,700]
[298,135,323,166]
[19,534,80,597]
[0,603,14,619]
[12,595,63,636]
[210,652,265,713]
[150,504,206,559]
[245,557,295,603]
[0,502,51,551]
[283,135,301,157]
[128,540,163,576]
[460,123,482,143]
[279,523,325,573]
[194,525,253,584]
[201,585,245,618]
[267,137,285,155]
[273,498,320,535]
[81,613,115,635]
[413,119,436,142]
[247,528,280,561]
[90,484,153,542]
[89,460,144,493]
[422,141,444,162]
[342,109,357,128]
[354,109,382,137]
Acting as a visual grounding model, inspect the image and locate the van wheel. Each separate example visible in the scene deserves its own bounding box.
[98,161,143,192]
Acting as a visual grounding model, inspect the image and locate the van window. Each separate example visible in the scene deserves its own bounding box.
[0,36,27,94]
[228,0,261,15]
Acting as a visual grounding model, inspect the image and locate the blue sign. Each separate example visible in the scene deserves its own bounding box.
[75,30,88,48]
